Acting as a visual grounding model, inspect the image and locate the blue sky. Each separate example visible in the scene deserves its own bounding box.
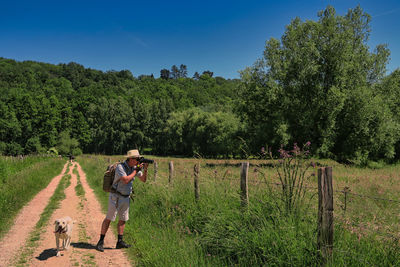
[1,0,399,79]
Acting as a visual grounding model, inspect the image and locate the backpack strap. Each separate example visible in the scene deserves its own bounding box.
[122,161,130,173]
[111,161,131,191]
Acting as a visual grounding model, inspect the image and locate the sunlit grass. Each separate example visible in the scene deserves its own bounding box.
[78,155,400,266]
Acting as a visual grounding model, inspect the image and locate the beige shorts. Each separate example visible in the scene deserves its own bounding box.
[106,193,130,221]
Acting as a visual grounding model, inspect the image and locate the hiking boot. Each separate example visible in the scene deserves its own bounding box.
[96,240,104,252]
[116,240,131,249]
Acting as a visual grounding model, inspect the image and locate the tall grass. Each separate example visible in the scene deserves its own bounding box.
[0,156,66,239]
[78,155,400,266]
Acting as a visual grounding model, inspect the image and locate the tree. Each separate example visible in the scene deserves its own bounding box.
[171,65,179,79]
[374,69,400,159]
[179,64,188,78]
[162,108,241,157]
[160,69,170,80]
[86,96,143,154]
[56,130,80,155]
[202,70,213,77]
[61,62,85,89]
[0,57,241,156]
[0,102,22,155]
[193,72,200,80]
[117,70,134,80]
[25,136,44,154]
[238,5,397,162]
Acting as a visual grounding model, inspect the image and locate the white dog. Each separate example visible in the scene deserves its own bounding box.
[54,216,74,257]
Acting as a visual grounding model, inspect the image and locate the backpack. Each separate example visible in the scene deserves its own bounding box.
[103,162,120,192]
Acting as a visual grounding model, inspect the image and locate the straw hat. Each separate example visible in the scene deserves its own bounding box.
[124,149,140,159]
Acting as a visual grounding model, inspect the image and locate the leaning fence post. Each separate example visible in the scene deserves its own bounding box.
[154,161,158,182]
[169,161,174,184]
[240,162,249,207]
[194,163,200,201]
[318,167,333,264]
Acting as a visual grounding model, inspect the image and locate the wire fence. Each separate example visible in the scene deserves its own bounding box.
[89,155,400,258]
[92,155,400,205]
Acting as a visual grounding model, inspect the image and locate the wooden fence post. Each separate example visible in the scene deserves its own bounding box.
[169,161,174,184]
[318,167,333,264]
[154,161,158,182]
[240,162,249,207]
[343,186,349,216]
[194,163,200,201]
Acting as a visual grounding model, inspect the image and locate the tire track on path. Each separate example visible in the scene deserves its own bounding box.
[28,162,133,266]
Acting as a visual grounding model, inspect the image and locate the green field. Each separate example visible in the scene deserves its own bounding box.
[78,155,400,266]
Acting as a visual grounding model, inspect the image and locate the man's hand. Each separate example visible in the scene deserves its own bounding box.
[135,163,144,171]
[138,163,148,182]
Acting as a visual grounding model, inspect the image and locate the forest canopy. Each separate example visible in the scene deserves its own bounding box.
[1,5,399,164]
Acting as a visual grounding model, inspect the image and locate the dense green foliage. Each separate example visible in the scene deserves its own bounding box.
[1,5,400,163]
[161,107,243,157]
[238,5,400,163]
[0,58,240,157]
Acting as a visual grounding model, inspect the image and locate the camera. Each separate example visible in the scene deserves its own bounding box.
[135,157,154,171]
[138,156,154,164]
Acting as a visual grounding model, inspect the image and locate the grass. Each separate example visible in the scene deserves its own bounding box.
[13,172,71,266]
[74,164,85,199]
[0,156,66,240]
[78,155,400,266]
[72,163,96,266]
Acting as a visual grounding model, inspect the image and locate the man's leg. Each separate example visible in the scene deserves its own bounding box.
[117,219,125,235]
[102,218,111,234]
[116,220,131,249]
[96,218,111,252]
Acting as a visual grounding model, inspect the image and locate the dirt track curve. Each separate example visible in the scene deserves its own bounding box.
[0,161,133,267]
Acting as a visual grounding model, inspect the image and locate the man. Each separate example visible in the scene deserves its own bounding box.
[96,149,148,252]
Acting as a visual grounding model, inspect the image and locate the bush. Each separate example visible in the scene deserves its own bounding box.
[5,142,23,156]
[56,130,81,155]
[47,147,58,156]
[25,136,45,154]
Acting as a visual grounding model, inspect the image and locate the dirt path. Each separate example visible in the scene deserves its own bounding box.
[0,163,68,267]
[0,161,133,267]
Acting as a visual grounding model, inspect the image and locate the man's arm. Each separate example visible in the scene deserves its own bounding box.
[119,169,139,184]
[119,163,148,184]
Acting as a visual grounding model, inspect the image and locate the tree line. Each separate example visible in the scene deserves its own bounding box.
[1,5,399,164]
[0,57,240,157]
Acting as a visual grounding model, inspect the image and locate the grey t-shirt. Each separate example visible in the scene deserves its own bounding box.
[112,161,141,196]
